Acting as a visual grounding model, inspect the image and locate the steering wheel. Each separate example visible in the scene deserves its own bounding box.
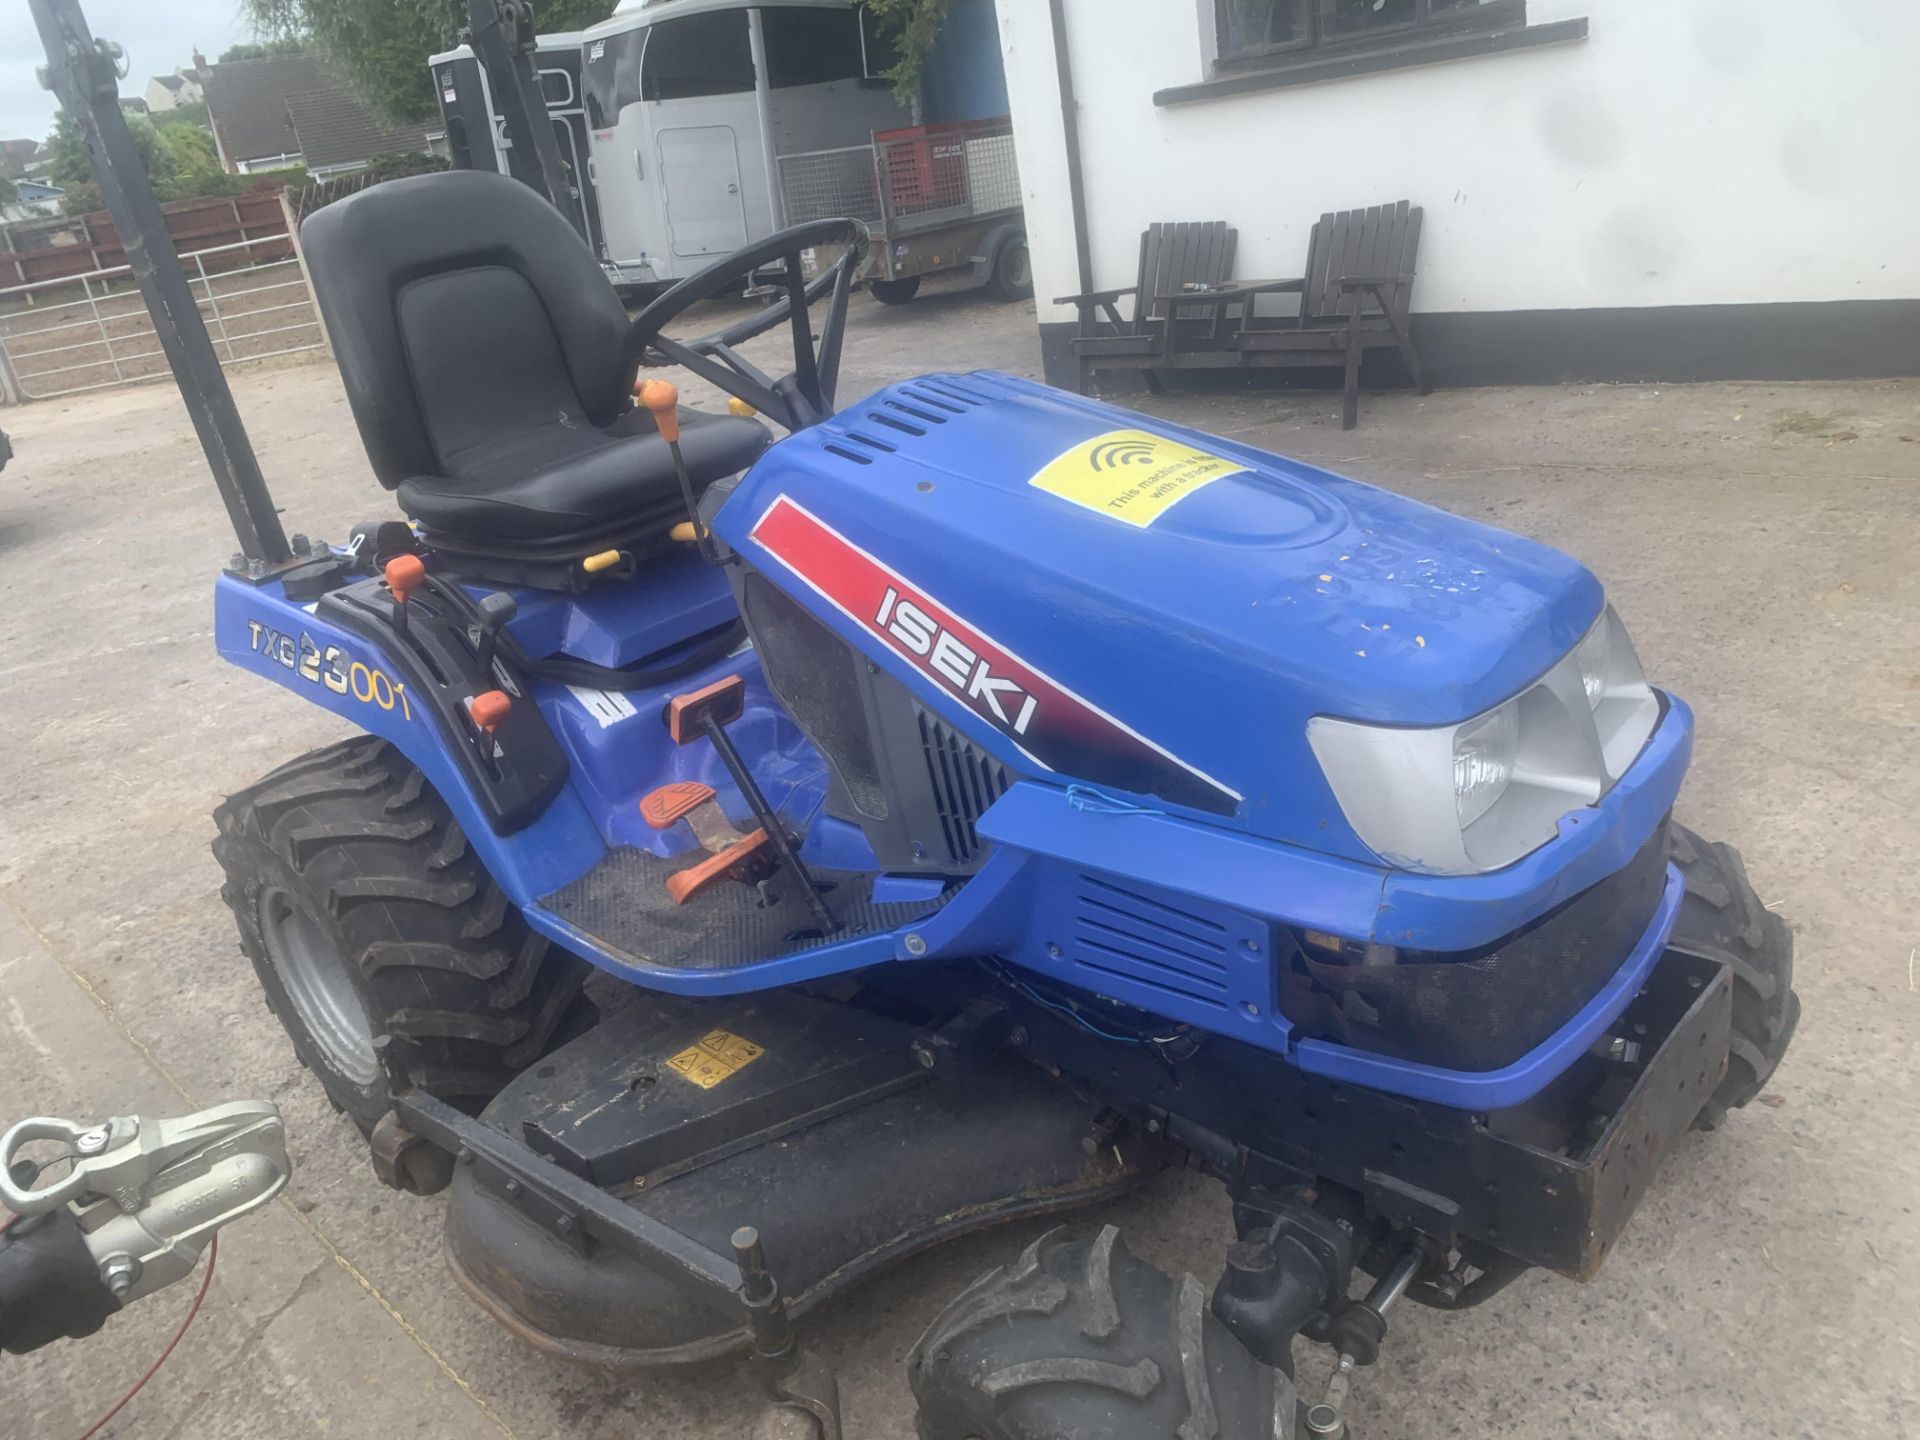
[625,219,871,434]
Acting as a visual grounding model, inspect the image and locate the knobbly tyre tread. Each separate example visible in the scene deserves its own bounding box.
[213,736,589,1132]
[1666,824,1800,1129]
[909,1226,1300,1440]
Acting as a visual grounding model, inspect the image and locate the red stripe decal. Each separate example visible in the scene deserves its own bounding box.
[749,495,1239,815]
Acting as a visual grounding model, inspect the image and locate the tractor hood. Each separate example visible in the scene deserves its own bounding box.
[718,372,1603,858]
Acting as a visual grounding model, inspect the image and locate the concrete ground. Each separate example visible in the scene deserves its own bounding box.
[2,277,1917,1439]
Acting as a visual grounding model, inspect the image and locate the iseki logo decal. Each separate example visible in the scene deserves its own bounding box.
[873,586,1038,737]
[749,496,1239,816]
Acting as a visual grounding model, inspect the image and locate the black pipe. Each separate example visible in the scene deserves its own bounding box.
[28,0,291,564]
[701,712,839,937]
[466,0,572,213]
[1048,0,1093,297]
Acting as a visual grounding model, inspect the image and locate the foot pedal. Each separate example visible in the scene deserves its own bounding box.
[665,832,771,905]
[662,676,839,937]
[641,781,772,906]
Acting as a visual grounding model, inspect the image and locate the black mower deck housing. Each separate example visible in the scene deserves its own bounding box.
[390,943,1728,1366]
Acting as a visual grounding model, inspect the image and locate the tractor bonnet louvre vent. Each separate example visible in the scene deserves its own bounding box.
[1068,876,1235,1011]
[915,708,1011,864]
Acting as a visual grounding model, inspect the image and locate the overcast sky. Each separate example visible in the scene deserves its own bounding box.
[2,0,259,143]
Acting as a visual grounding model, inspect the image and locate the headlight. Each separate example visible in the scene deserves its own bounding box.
[1575,620,1611,707]
[1308,606,1660,875]
[1452,702,1517,827]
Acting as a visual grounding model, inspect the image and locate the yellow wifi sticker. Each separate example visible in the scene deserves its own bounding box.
[664,1029,765,1089]
[1028,428,1248,528]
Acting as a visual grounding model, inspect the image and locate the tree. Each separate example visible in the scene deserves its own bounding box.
[0,175,18,206]
[153,120,233,200]
[160,100,211,132]
[241,0,619,123]
[219,38,309,62]
[863,0,950,103]
[44,109,172,189]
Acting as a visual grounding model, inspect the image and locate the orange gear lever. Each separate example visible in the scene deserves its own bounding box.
[468,689,512,735]
[384,553,426,603]
[642,378,719,565]
[384,553,426,634]
[640,380,681,444]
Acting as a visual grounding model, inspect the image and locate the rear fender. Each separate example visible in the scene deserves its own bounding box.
[214,573,606,903]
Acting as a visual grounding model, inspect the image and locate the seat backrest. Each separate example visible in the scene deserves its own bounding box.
[301,169,633,490]
[1136,221,1238,324]
[1301,201,1422,324]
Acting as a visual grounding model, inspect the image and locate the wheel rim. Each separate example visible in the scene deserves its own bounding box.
[258,890,381,1087]
[1003,242,1032,291]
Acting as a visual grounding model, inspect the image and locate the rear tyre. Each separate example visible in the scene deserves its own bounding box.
[985,235,1033,302]
[213,737,590,1137]
[870,276,922,306]
[909,1226,1299,1440]
[1667,824,1799,1129]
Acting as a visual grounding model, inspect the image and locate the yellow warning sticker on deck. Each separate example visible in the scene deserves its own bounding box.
[664,1029,765,1089]
[1028,428,1248,528]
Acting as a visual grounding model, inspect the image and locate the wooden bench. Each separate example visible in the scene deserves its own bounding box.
[1055,221,1240,394]
[1223,201,1429,429]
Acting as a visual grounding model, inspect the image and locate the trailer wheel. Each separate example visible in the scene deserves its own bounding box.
[986,235,1033,302]
[213,737,590,1138]
[1667,825,1799,1129]
[870,276,922,305]
[909,1225,1300,1440]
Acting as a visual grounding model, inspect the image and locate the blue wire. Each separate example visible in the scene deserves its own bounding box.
[1011,977,1148,1046]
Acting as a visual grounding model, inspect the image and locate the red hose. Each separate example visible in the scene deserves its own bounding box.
[74,1235,218,1440]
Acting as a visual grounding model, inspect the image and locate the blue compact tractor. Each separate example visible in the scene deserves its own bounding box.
[37,3,1797,1433]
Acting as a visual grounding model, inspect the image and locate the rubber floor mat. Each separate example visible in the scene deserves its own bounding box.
[540,849,948,971]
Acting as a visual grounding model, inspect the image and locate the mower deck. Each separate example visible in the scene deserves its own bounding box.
[429,988,1150,1366]
[542,854,948,971]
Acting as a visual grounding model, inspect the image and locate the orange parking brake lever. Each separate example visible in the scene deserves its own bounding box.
[641,380,717,564]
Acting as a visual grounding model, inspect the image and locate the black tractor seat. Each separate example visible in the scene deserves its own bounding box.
[397,404,769,543]
[301,170,768,589]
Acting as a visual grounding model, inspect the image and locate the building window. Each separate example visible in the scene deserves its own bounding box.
[1215,0,1525,68]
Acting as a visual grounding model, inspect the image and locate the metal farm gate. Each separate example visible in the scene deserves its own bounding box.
[0,232,325,403]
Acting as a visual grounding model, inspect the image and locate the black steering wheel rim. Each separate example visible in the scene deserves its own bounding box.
[624,218,870,433]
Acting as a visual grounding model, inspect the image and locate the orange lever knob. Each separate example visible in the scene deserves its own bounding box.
[384,553,426,604]
[469,690,512,733]
[640,379,681,444]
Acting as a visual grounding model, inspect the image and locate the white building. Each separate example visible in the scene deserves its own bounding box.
[145,69,204,114]
[995,0,1920,389]
[0,178,64,222]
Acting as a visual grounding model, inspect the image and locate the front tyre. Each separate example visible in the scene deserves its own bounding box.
[870,276,922,306]
[909,1226,1299,1440]
[1667,824,1799,1128]
[213,737,590,1133]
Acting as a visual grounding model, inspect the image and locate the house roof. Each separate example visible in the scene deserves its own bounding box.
[154,73,187,91]
[204,55,439,170]
[203,55,323,163]
[284,89,440,169]
[0,138,38,180]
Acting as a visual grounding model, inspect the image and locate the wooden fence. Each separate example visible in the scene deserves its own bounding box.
[0,191,292,291]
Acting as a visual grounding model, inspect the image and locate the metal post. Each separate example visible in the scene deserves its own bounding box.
[465,0,570,213]
[27,0,290,564]
[747,10,785,229]
[0,329,21,406]
[80,273,122,381]
[196,253,235,363]
[277,187,332,359]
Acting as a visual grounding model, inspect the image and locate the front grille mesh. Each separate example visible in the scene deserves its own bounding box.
[915,709,1010,865]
